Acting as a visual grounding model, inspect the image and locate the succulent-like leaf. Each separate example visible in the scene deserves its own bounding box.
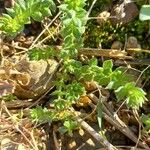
[115,83,147,109]
[0,0,56,36]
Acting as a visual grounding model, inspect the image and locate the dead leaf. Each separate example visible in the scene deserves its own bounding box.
[0,80,15,97]
[83,81,97,92]
[77,96,92,107]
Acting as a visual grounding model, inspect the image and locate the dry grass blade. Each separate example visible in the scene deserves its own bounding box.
[29,11,62,49]
[1,101,38,150]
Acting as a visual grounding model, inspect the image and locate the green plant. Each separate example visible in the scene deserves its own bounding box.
[30,58,147,130]
[0,0,56,36]
[59,0,87,59]
[30,0,88,134]
[28,46,57,60]
[29,0,147,132]
[141,114,150,130]
[73,59,147,109]
[0,94,17,101]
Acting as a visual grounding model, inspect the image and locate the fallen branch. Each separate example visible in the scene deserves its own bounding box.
[115,59,150,66]
[75,115,120,150]
[54,46,132,59]
[126,48,150,54]
[79,48,131,59]
[88,94,149,149]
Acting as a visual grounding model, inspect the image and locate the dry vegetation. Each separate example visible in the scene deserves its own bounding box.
[0,0,150,150]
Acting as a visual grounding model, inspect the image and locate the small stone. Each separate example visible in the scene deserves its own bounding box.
[126,36,141,49]
[97,11,110,25]
[110,2,139,25]
[1,138,17,150]
[111,41,123,50]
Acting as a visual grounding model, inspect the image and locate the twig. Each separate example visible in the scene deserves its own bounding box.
[135,65,150,85]
[88,94,149,149]
[75,116,119,150]
[2,99,33,109]
[1,101,37,149]
[53,130,61,150]
[29,11,62,49]
[103,112,149,149]
[35,23,61,47]
[86,0,97,17]
[42,23,55,40]
[4,43,28,51]
[115,59,150,66]
[15,126,39,150]
[28,129,39,150]
[132,109,142,149]
[97,147,147,150]
[124,34,127,50]
[126,48,150,54]
[79,48,132,59]
[88,16,117,20]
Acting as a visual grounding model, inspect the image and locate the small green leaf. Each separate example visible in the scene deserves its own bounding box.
[88,58,98,66]
[115,83,147,109]
[103,60,113,70]
[58,4,68,11]
[53,98,67,110]
[58,126,68,134]
[30,106,52,123]
[42,7,52,16]
[17,0,26,10]
[6,8,16,17]
[115,86,127,100]
[107,69,132,90]
[28,46,56,60]
[2,14,12,19]
[102,60,113,76]
[31,12,43,22]
[65,82,85,102]
[63,119,77,135]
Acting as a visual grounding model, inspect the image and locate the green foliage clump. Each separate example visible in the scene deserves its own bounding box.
[28,46,57,60]
[0,0,56,36]
[30,0,88,133]
[141,114,150,130]
[0,94,17,101]
[51,0,88,110]
[72,59,147,109]
[115,83,146,108]
[59,0,87,59]
[31,106,53,123]
[31,59,147,126]
[29,1,147,131]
